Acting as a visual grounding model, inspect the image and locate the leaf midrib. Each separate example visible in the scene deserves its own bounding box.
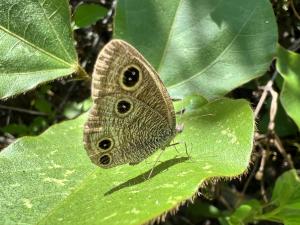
[160,1,258,90]
[0,68,75,76]
[0,25,76,69]
[156,0,223,75]
[156,0,182,73]
[36,0,74,62]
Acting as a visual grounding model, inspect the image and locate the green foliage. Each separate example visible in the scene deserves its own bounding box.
[32,85,54,116]
[0,0,80,99]
[63,99,92,119]
[1,124,30,136]
[276,45,300,129]
[0,0,281,224]
[268,169,300,225]
[115,0,278,99]
[0,98,254,225]
[224,200,262,225]
[223,170,300,225]
[1,85,54,136]
[73,3,108,28]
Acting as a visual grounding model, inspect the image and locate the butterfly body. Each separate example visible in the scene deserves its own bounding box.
[84,40,176,168]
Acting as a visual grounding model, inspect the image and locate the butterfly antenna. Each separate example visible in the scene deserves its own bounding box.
[185,141,191,158]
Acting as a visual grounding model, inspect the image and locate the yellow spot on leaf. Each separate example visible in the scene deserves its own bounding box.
[43,177,67,186]
[221,128,239,144]
[131,208,140,214]
[22,198,33,209]
[64,169,75,177]
[203,164,212,170]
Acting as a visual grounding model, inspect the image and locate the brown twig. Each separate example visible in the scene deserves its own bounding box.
[254,71,282,203]
[0,105,48,116]
[268,86,278,131]
[255,144,269,181]
[218,195,233,211]
[260,179,268,203]
[274,134,295,168]
[57,82,77,112]
[289,37,300,51]
[290,0,300,20]
[256,143,270,203]
[267,86,294,168]
[254,72,278,118]
[5,109,11,125]
[239,153,260,202]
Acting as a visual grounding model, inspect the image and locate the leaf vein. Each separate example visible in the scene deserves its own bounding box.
[168,3,259,89]
[0,25,75,68]
[36,0,73,61]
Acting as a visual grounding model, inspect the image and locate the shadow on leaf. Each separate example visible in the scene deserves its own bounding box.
[104,156,189,196]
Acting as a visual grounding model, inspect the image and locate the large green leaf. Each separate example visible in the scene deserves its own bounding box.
[276,45,300,129]
[223,170,300,225]
[73,3,108,28]
[262,170,300,225]
[225,200,262,225]
[0,0,78,99]
[0,98,254,225]
[115,0,277,99]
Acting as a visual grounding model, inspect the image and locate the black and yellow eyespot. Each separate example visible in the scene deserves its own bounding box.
[115,98,133,116]
[99,154,111,166]
[119,65,142,91]
[97,137,113,151]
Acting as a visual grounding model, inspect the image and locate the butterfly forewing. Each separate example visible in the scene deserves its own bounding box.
[83,39,176,168]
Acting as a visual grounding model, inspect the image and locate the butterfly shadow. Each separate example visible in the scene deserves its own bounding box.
[104,156,189,196]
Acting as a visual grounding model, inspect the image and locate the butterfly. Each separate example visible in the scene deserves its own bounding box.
[83,39,177,168]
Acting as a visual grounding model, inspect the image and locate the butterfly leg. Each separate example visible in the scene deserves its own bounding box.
[170,141,194,161]
[166,142,180,155]
[184,141,191,158]
[147,150,165,179]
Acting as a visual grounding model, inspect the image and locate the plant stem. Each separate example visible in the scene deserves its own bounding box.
[75,65,91,80]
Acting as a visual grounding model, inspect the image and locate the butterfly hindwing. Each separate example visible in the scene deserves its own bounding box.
[84,40,176,168]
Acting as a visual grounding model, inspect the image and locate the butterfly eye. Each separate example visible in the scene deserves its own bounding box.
[115,98,133,116]
[99,154,111,165]
[119,65,142,91]
[97,138,113,151]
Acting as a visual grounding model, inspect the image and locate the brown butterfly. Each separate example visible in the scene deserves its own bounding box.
[83,39,176,168]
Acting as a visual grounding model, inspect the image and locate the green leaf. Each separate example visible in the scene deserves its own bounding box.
[34,98,53,114]
[185,201,222,219]
[271,170,300,209]
[0,98,254,225]
[226,200,262,225]
[115,0,277,99]
[276,45,300,129]
[73,3,108,28]
[258,170,300,225]
[173,94,208,112]
[0,0,78,99]
[0,124,29,136]
[63,99,92,119]
[29,117,49,134]
[224,170,300,225]
[63,101,84,119]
